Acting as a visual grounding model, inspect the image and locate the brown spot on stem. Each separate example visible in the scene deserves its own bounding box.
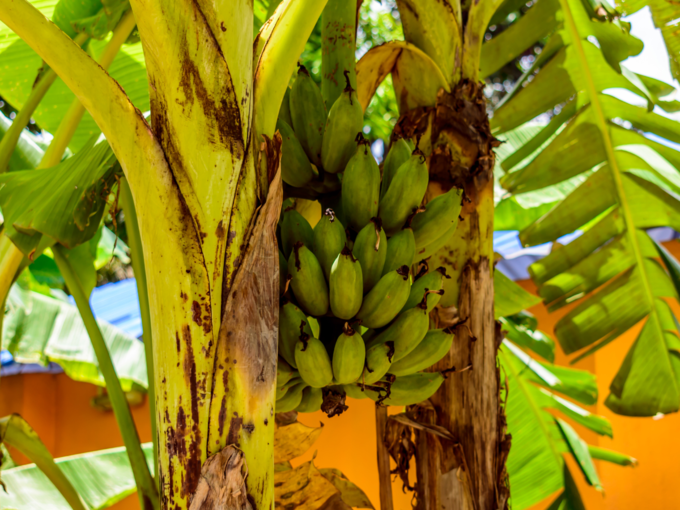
[227,415,243,445]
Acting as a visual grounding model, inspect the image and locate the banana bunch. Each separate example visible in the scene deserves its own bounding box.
[275,66,466,415]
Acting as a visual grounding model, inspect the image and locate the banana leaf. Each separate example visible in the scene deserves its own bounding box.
[2,284,148,392]
[491,0,680,416]
[501,339,635,510]
[616,0,680,82]
[0,113,44,171]
[0,414,87,510]
[0,0,149,151]
[0,442,154,510]
[0,138,119,256]
[494,270,541,318]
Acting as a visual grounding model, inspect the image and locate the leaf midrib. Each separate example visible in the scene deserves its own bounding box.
[558,0,670,379]
[499,347,563,469]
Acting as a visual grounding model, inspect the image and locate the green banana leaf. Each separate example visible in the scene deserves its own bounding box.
[0,113,44,171]
[491,0,680,416]
[0,414,87,510]
[616,0,680,83]
[0,0,149,151]
[494,270,541,318]
[501,312,555,362]
[0,138,119,256]
[1,443,154,510]
[2,284,148,392]
[501,338,635,510]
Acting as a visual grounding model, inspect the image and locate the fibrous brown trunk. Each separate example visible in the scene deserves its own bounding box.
[375,405,394,510]
[399,81,510,510]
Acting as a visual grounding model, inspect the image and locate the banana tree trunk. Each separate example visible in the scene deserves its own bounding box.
[402,81,509,510]
[0,0,326,508]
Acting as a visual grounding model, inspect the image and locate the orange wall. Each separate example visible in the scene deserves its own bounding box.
[3,242,680,509]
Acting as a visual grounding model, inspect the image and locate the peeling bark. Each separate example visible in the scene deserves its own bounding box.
[375,406,394,510]
[189,446,253,510]
[401,82,509,510]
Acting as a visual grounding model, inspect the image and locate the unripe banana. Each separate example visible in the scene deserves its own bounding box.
[343,383,369,400]
[295,333,334,388]
[341,135,380,231]
[329,246,363,320]
[280,86,294,127]
[367,302,429,362]
[361,341,395,385]
[356,266,411,329]
[279,301,313,368]
[276,375,301,400]
[280,208,314,258]
[277,358,298,389]
[295,386,323,413]
[378,372,445,406]
[352,218,387,293]
[389,328,454,376]
[313,208,347,279]
[288,243,329,316]
[277,119,316,188]
[279,250,288,295]
[380,138,414,199]
[379,152,429,236]
[416,221,456,261]
[412,188,464,252]
[290,65,326,167]
[383,228,415,276]
[332,323,366,385]
[322,71,364,174]
[276,380,307,413]
[401,267,448,313]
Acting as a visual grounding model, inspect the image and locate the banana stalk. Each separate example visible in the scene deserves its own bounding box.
[53,245,158,510]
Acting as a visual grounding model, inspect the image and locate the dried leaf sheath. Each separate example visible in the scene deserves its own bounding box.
[204,136,283,508]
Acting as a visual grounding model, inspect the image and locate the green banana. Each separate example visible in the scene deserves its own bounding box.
[295,386,323,413]
[352,218,387,293]
[416,220,457,261]
[313,208,347,279]
[382,228,415,276]
[401,267,448,313]
[280,207,314,258]
[343,383,369,400]
[412,188,464,252]
[277,119,316,188]
[388,328,454,376]
[279,301,313,368]
[379,152,429,235]
[341,135,380,231]
[322,71,364,174]
[288,243,329,317]
[377,372,445,406]
[361,341,395,385]
[277,358,298,389]
[332,323,366,385]
[368,302,429,362]
[279,250,288,295]
[356,266,411,329]
[290,65,326,167]
[276,381,307,413]
[279,86,294,127]
[380,138,414,199]
[329,246,363,320]
[295,333,334,388]
[276,375,301,401]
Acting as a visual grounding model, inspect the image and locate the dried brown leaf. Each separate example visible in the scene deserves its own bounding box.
[274,421,324,463]
[319,468,375,509]
[274,461,339,510]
